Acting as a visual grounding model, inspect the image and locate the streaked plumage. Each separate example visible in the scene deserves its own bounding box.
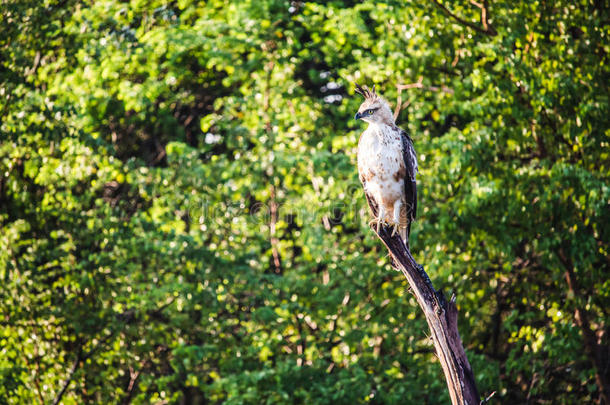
[354,84,417,246]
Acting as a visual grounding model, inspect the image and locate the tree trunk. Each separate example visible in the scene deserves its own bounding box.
[372,225,480,405]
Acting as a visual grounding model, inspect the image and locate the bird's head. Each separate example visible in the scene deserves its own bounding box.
[354,84,394,126]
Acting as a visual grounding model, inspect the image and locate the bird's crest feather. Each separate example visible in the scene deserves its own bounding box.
[355,83,378,101]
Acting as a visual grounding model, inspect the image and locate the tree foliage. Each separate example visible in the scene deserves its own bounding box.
[1,0,608,403]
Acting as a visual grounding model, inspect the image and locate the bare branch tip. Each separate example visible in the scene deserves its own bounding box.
[480,390,496,404]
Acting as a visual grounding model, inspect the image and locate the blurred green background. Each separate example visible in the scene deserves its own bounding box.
[1,0,609,403]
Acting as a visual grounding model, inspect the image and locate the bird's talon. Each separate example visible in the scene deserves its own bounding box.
[369,217,385,233]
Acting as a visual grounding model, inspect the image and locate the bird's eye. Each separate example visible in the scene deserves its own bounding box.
[368,109,374,115]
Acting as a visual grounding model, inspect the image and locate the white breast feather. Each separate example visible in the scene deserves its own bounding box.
[357,124,405,214]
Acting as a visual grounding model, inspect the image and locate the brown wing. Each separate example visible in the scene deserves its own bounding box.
[400,129,417,237]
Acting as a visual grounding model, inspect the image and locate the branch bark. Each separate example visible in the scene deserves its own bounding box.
[371,224,480,405]
[431,0,497,36]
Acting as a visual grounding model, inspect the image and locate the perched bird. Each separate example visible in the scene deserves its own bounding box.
[354,84,417,246]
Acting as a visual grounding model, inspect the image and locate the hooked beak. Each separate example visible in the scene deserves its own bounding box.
[354,112,362,120]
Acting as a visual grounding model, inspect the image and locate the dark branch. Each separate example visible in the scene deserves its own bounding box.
[431,0,497,36]
[371,224,480,405]
[52,333,116,405]
[559,248,610,403]
[52,346,83,405]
